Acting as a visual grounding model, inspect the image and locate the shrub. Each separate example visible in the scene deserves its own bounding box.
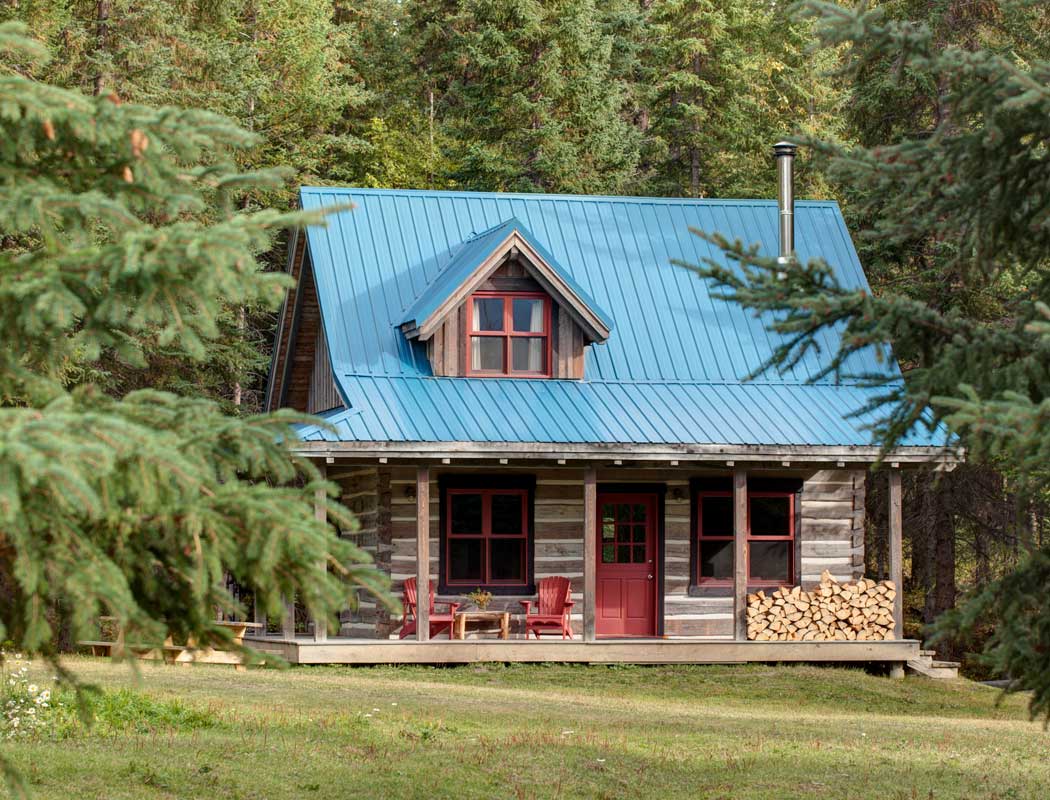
[0,652,61,740]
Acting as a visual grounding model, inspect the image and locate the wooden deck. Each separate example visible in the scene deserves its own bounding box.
[245,636,920,666]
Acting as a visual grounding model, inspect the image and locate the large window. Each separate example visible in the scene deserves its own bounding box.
[444,487,530,589]
[467,291,550,377]
[696,492,734,582]
[747,492,795,584]
[694,488,796,587]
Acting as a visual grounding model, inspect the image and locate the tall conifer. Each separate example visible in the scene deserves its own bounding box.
[0,23,389,669]
[685,2,1050,718]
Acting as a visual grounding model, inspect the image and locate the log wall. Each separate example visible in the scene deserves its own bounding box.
[799,469,866,586]
[328,466,866,640]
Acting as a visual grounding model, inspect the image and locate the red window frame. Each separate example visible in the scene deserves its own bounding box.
[747,492,795,586]
[465,291,552,378]
[694,490,795,587]
[445,488,530,588]
[696,491,734,585]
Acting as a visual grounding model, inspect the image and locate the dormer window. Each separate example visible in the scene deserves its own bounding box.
[468,292,551,377]
[400,218,612,380]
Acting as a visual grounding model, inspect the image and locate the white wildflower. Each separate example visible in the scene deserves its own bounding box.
[27,685,37,695]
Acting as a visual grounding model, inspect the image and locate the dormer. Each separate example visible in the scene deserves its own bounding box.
[400,219,612,379]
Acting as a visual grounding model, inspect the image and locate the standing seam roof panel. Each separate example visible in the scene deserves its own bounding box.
[296,187,948,449]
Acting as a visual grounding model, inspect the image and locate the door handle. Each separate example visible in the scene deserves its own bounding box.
[647,574,654,580]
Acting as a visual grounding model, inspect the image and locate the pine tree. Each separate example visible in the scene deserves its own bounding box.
[0,22,390,674]
[405,0,644,193]
[640,0,841,198]
[685,2,1050,718]
[0,1,378,414]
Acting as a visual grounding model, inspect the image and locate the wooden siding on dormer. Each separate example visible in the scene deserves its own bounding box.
[426,258,588,379]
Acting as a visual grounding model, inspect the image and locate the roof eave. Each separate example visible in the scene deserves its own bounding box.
[291,439,963,467]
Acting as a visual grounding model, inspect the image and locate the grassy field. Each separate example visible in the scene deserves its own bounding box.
[4,657,1047,799]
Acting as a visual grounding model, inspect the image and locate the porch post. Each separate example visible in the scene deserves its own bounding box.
[415,465,431,642]
[281,599,295,639]
[888,469,904,639]
[312,468,328,642]
[733,468,748,640]
[583,466,597,642]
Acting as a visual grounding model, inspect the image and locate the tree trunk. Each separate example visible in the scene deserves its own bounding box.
[93,1,112,97]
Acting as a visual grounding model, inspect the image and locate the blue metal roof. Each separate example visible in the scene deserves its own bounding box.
[399,217,613,334]
[297,187,944,449]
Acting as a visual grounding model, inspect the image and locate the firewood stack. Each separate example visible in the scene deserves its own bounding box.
[746,570,897,641]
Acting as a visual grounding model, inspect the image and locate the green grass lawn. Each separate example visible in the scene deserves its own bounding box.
[5,657,1048,799]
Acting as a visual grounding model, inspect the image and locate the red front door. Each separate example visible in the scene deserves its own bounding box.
[596,493,657,637]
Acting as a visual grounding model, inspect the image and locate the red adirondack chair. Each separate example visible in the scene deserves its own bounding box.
[399,578,459,639]
[520,576,574,639]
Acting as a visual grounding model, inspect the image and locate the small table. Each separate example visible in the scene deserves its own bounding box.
[453,611,511,640]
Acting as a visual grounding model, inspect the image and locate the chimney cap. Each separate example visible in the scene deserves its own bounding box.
[773,141,798,157]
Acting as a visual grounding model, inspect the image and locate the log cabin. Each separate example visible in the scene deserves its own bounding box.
[253,143,957,672]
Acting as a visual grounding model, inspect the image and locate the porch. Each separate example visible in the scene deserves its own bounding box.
[250,449,930,669]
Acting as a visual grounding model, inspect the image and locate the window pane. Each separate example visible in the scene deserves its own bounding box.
[449,539,483,582]
[602,544,615,563]
[471,336,504,371]
[472,298,504,331]
[602,504,616,524]
[701,496,733,536]
[512,298,545,332]
[602,522,615,542]
[490,539,525,582]
[631,546,646,564]
[450,493,482,534]
[491,493,523,535]
[510,337,544,372]
[749,541,790,582]
[700,540,733,580]
[751,495,792,536]
[631,525,646,544]
[616,545,631,563]
[631,503,646,522]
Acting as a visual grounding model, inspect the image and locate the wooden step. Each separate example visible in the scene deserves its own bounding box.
[906,658,959,680]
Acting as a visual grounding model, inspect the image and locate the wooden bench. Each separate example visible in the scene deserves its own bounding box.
[79,620,263,671]
[78,640,116,658]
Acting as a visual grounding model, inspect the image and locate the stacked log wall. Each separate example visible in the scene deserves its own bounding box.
[329,467,392,638]
[799,469,866,586]
[329,466,867,640]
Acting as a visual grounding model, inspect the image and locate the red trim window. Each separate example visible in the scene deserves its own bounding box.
[696,492,734,584]
[695,491,795,586]
[446,488,529,587]
[747,492,795,585]
[466,291,551,377]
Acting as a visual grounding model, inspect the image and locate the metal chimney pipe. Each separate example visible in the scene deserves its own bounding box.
[773,141,797,262]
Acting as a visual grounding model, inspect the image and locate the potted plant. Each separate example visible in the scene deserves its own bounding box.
[464,589,493,611]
